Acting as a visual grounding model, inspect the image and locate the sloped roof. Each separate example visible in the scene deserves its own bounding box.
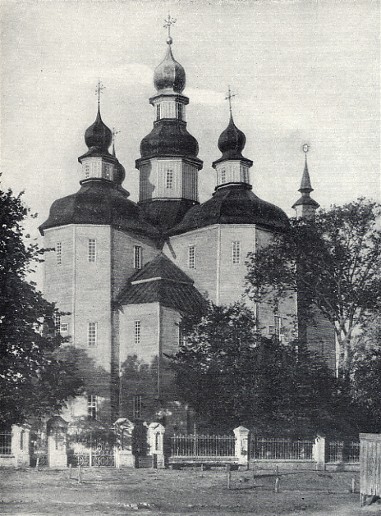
[117,254,206,314]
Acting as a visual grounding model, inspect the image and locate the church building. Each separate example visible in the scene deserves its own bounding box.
[39,27,335,429]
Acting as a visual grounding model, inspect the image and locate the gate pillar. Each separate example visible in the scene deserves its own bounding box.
[147,422,166,469]
[114,418,135,468]
[234,426,250,469]
[47,416,68,469]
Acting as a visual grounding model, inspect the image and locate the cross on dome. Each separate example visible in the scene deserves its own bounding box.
[225,86,237,117]
[163,13,176,44]
[95,80,105,110]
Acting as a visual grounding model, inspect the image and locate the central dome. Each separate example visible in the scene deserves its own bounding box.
[153,43,186,93]
[139,119,199,159]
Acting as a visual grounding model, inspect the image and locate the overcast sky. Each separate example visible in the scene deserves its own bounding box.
[1,0,380,239]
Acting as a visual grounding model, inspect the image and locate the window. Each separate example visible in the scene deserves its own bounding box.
[156,104,160,120]
[60,322,69,335]
[87,395,97,420]
[221,168,226,183]
[134,320,141,345]
[88,239,96,262]
[232,241,241,264]
[165,169,173,189]
[54,313,61,335]
[0,431,12,455]
[84,163,90,178]
[104,164,112,180]
[132,395,142,419]
[242,166,249,183]
[88,322,97,347]
[133,245,142,269]
[274,315,283,340]
[188,245,195,269]
[176,103,183,120]
[56,242,62,265]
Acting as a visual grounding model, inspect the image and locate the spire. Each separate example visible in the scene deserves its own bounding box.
[292,144,319,218]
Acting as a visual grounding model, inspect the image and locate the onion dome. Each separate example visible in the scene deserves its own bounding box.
[168,184,289,236]
[84,109,112,151]
[139,119,199,159]
[153,41,186,93]
[39,181,160,239]
[218,115,246,159]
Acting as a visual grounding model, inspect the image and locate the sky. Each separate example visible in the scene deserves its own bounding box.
[1,0,380,247]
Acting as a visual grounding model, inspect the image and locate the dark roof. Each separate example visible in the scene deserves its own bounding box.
[117,254,206,313]
[213,114,253,165]
[39,180,160,239]
[138,198,199,232]
[168,184,290,235]
[137,120,202,165]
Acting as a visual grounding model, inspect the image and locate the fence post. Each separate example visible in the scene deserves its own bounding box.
[313,435,326,471]
[233,426,250,469]
[147,423,166,469]
[47,416,68,469]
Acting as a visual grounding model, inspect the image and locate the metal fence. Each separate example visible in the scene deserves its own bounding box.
[250,437,314,460]
[170,434,235,458]
[327,440,360,463]
[0,431,12,455]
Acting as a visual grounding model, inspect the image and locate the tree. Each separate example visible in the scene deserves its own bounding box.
[0,186,83,426]
[170,302,339,434]
[245,198,381,376]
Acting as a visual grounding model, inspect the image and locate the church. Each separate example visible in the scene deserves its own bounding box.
[39,25,335,430]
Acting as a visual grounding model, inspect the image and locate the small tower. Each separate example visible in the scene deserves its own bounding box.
[135,16,203,231]
[292,145,319,220]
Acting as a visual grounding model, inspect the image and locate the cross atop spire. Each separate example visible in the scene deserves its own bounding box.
[225,86,237,117]
[112,127,121,156]
[95,80,105,111]
[163,13,176,44]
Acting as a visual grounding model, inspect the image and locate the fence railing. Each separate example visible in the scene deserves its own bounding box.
[250,437,314,460]
[170,434,235,458]
[327,440,360,463]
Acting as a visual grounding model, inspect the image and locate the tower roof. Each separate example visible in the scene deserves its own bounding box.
[84,109,112,151]
[292,147,320,210]
[153,43,186,94]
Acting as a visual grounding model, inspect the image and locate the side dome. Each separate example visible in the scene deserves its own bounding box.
[168,184,289,235]
[39,181,160,239]
[140,120,199,159]
[85,110,112,151]
[153,44,186,93]
[217,115,246,160]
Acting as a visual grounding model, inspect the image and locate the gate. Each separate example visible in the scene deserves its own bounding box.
[68,430,116,467]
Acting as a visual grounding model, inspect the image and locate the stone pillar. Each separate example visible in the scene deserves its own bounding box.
[114,418,135,468]
[313,435,326,471]
[233,426,250,469]
[11,425,30,467]
[147,422,166,469]
[47,416,68,469]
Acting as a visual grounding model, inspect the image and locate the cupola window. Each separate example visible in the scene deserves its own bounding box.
[176,103,183,120]
[165,169,174,189]
[221,169,226,184]
[84,163,90,179]
[104,163,113,180]
[232,241,241,264]
[156,104,160,121]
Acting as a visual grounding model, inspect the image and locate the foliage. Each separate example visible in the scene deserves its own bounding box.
[245,198,381,375]
[170,302,340,435]
[0,186,83,426]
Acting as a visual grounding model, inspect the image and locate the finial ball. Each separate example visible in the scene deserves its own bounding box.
[166,36,173,45]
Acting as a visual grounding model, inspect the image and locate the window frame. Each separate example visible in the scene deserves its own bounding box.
[134,320,141,345]
[56,242,62,265]
[88,322,98,347]
[87,394,97,420]
[232,241,241,265]
[133,245,142,270]
[188,245,195,269]
[88,238,96,263]
[165,169,174,189]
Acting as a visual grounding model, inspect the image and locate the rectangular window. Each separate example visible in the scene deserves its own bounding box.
[60,322,69,335]
[56,242,62,265]
[156,104,160,120]
[188,245,195,269]
[274,315,282,339]
[88,322,97,347]
[0,431,12,455]
[87,395,97,420]
[88,239,96,262]
[176,103,183,120]
[54,312,61,335]
[165,169,173,189]
[221,168,226,183]
[134,320,141,345]
[232,241,241,264]
[133,245,142,269]
[132,395,142,419]
[84,163,90,178]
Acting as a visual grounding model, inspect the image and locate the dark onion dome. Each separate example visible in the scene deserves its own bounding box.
[153,42,186,93]
[168,183,289,236]
[138,119,201,162]
[39,180,160,239]
[84,109,112,151]
[212,114,253,167]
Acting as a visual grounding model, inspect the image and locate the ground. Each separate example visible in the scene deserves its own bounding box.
[1,468,380,515]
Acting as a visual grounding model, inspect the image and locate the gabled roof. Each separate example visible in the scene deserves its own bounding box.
[116,254,206,314]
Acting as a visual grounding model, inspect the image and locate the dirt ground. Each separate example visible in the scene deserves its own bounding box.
[0,467,380,515]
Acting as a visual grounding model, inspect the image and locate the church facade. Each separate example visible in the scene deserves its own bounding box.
[39,32,335,430]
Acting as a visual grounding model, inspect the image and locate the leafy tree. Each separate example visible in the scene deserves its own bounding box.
[170,302,339,434]
[245,198,381,376]
[0,186,83,427]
